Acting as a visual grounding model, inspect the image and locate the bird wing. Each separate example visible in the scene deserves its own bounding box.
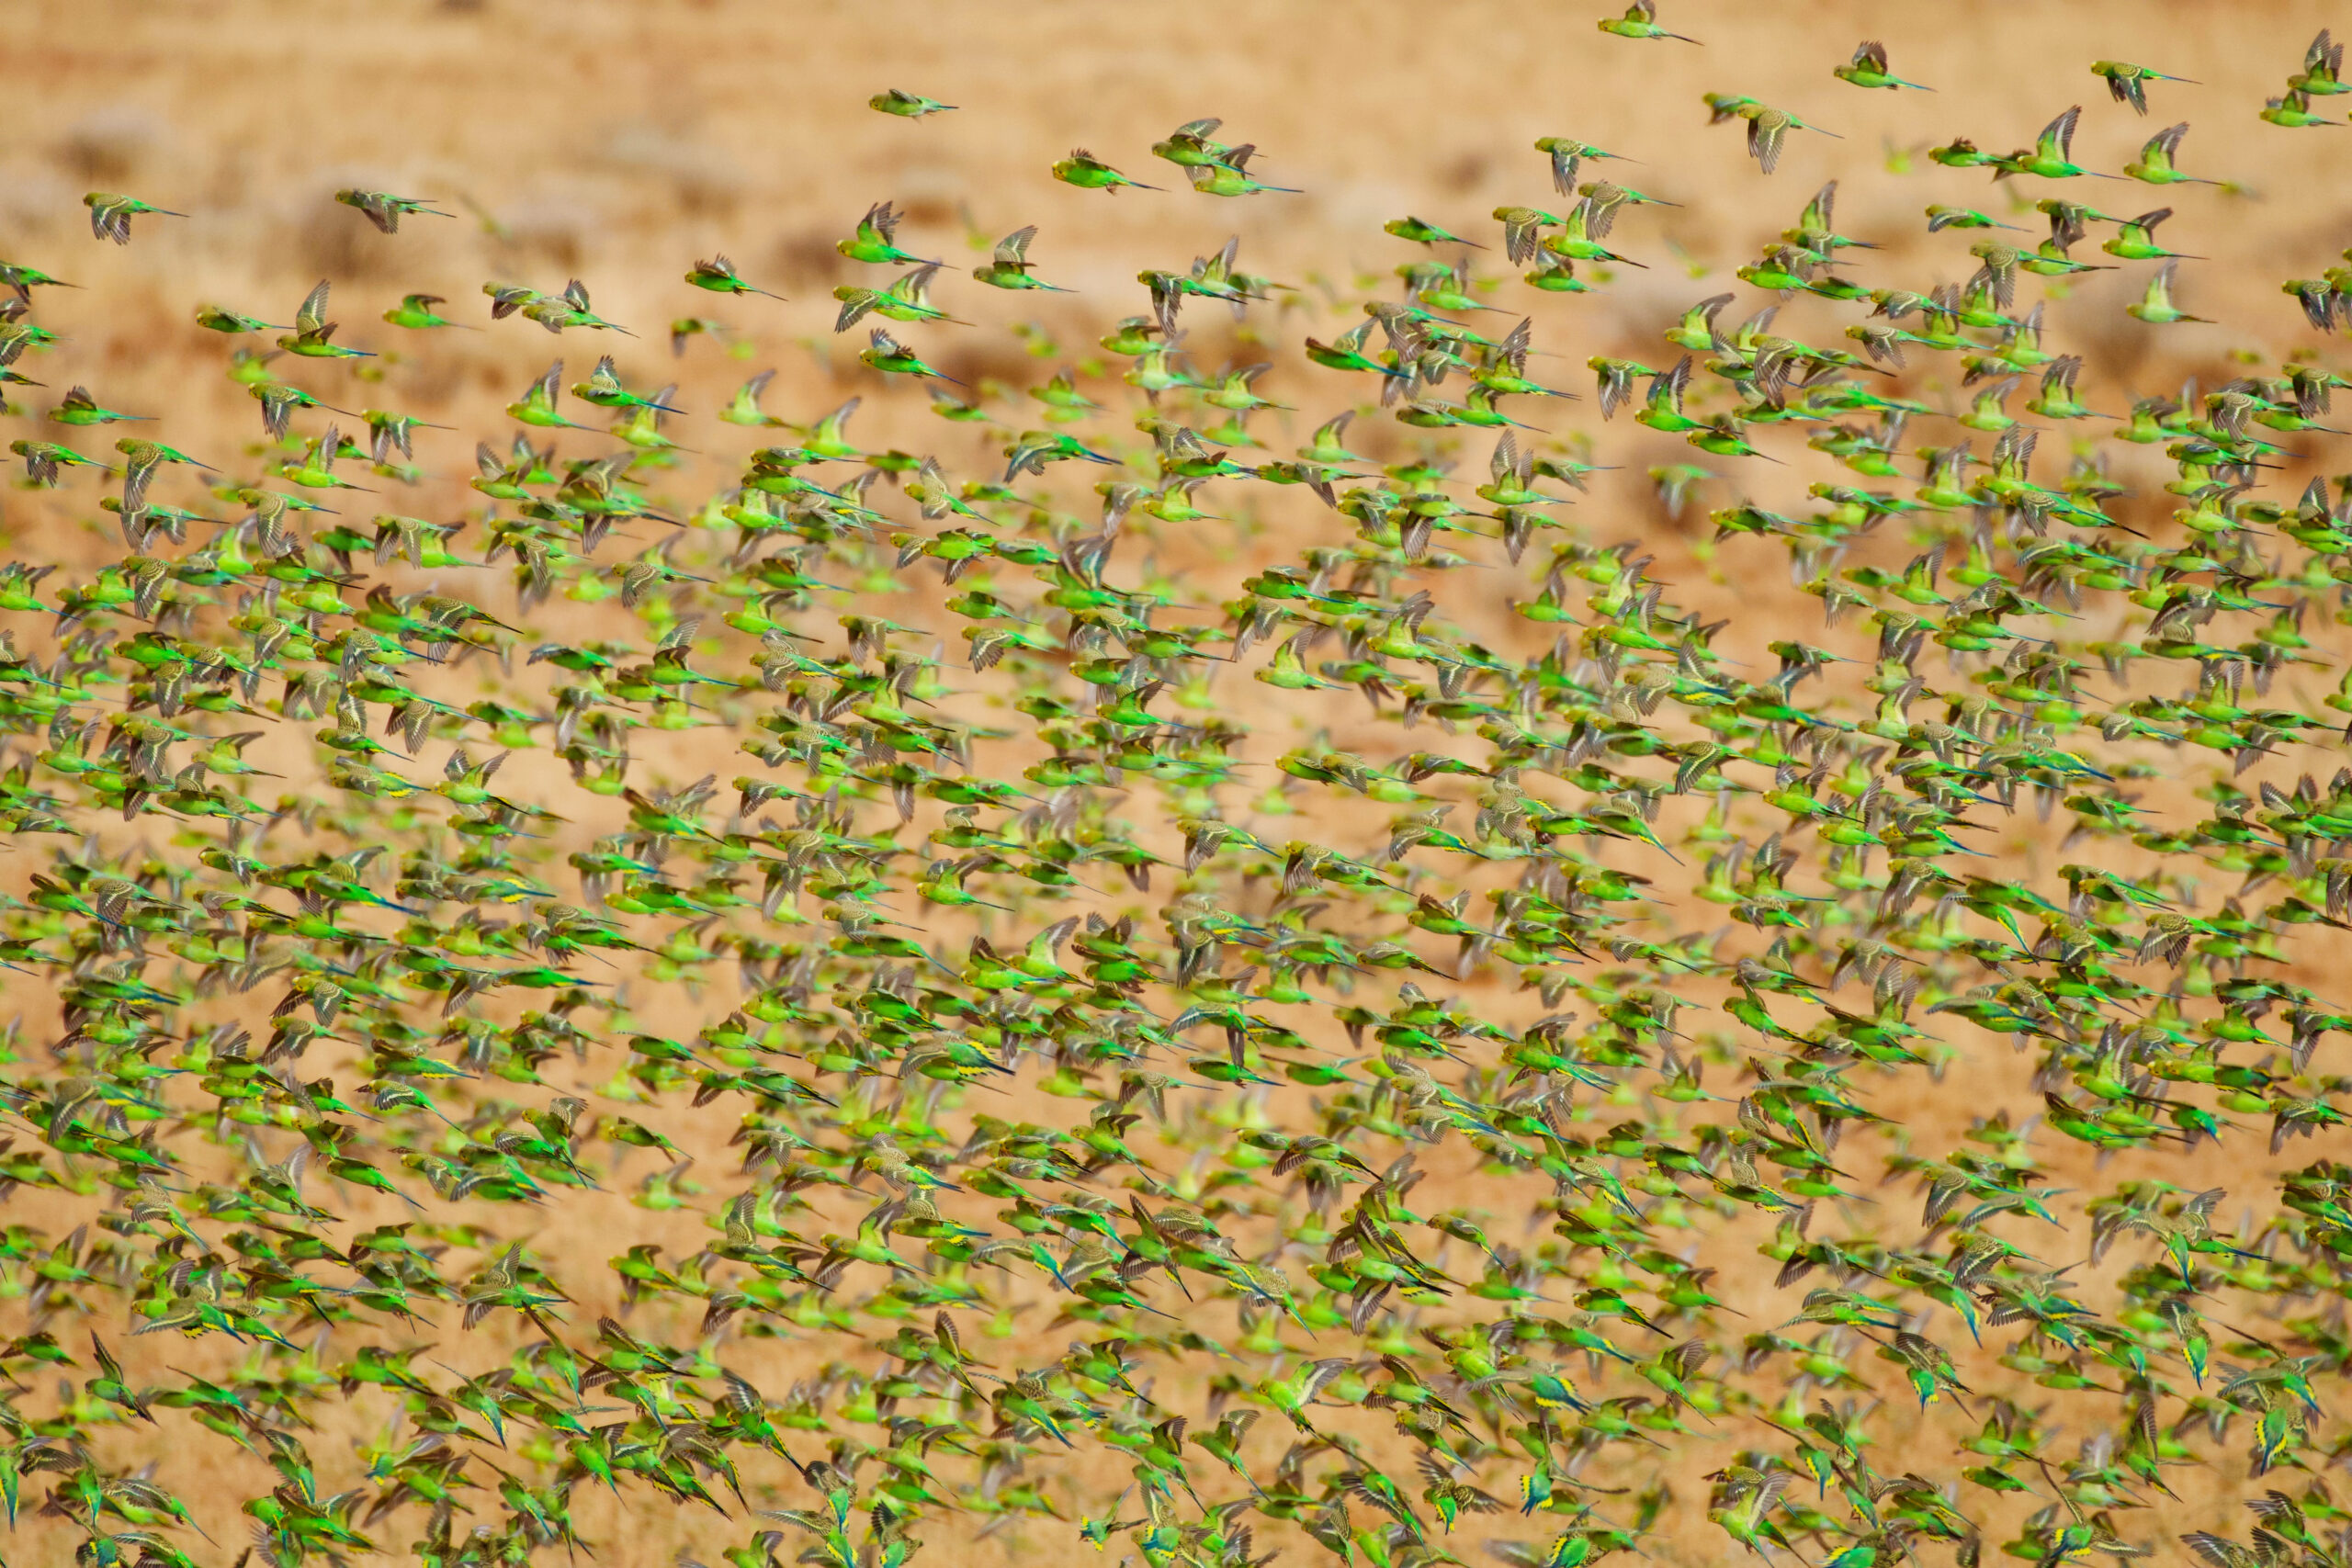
[296,280,332,336]
[2040,104,2083,161]
[1500,213,1541,264]
[1657,355,1693,408]
[992,226,1036,267]
[1804,179,1838,232]
[898,261,944,303]
[1490,431,1521,484]
[1549,144,1580,196]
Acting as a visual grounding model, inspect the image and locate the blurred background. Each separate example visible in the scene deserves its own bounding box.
[4,0,2349,1562]
[5,0,2338,507]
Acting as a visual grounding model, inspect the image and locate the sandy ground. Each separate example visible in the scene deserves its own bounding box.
[1,0,2349,1563]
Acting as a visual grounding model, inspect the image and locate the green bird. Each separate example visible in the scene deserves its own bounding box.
[2260,90,2339,128]
[1544,194,1649,265]
[1544,1527,1607,1568]
[1929,135,2000,168]
[1053,148,1159,192]
[1927,204,2023,231]
[0,261,76,299]
[1634,356,1706,434]
[1706,1468,1800,1560]
[2023,355,2101,422]
[871,87,956,117]
[684,254,784,299]
[2093,60,2197,115]
[334,188,452,232]
[381,292,472,331]
[1004,428,1114,479]
[1590,355,1657,417]
[1254,1358,1352,1433]
[1600,0,1698,44]
[1885,1328,1974,1408]
[2290,28,2350,95]
[1419,1459,1505,1533]
[2113,1186,2229,1283]
[1151,117,1250,172]
[1189,1409,1261,1490]
[50,386,147,426]
[194,303,280,333]
[1690,412,1777,460]
[83,191,185,244]
[571,355,683,414]
[1535,136,1634,196]
[2126,260,2209,323]
[791,394,865,459]
[2123,122,2217,185]
[718,368,795,428]
[116,437,214,502]
[1663,290,1735,348]
[1706,95,1841,175]
[567,289,643,344]
[515,277,630,334]
[11,439,112,485]
[837,201,935,266]
[87,1336,155,1424]
[485,279,545,319]
[506,361,588,428]
[2102,208,2199,262]
[1524,1370,1591,1416]
[835,262,964,331]
[1385,215,1484,248]
[2251,1405,2306,1475]
[667,314,729,354]
[1638,1338,1713,1413]
[972,226,1072,291]
[1189,146,1301,197]
[1994,105,2110,180]
[862,327,961,383]
[1836,40,1930,91]
[278,280,374,359]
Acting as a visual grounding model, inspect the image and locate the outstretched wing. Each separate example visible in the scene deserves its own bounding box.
[296,280,332,337]
[992,226,1036,267]
[2039,104,2083,161]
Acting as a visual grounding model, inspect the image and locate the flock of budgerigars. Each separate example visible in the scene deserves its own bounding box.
[5,6,2352,1568]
